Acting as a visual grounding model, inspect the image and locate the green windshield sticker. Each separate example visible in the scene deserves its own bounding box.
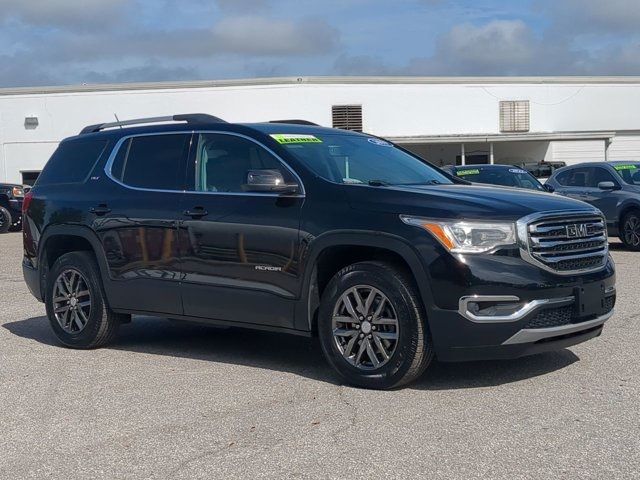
[271,134,322,144]
[456,169,480,176]
[613,164,638,171]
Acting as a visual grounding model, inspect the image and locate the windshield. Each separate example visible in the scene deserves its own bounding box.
[612,163,640,185]
[273,134,453,186]
[453,166,544,191]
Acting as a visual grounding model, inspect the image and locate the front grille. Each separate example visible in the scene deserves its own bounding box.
[524,296,615,329]
[525,213,608,274]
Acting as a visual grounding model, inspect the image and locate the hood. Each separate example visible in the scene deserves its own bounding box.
[347,183,598,221]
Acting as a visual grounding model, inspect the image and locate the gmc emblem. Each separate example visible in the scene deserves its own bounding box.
[566,223,589,238]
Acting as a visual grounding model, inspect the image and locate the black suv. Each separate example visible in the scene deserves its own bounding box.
[547,161,640,250]
[0,183,25,233]
[22,114,616,389]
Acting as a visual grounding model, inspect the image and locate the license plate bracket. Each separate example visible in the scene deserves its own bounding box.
[574,283,606,318]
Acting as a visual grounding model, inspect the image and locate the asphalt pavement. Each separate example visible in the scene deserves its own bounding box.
[0,231,638,479]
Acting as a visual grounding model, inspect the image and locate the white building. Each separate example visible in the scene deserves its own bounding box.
[2,76,640,185]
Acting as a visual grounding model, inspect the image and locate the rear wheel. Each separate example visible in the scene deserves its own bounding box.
[318,261,433,389]
[45,251,123,348]
[620,210,640,251]
[0,207,11,234]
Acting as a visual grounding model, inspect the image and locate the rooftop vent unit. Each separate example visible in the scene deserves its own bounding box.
[332,105,363,132]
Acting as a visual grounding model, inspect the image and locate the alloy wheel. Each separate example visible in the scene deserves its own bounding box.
[331,285,399,370]
[52,269,92,333]
[624,215,640,248]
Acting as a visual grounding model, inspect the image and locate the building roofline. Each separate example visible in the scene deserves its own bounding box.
[388,131,618,144]
[2,75,640,97]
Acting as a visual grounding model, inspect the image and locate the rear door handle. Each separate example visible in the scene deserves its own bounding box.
[183,207,208,219]
[90,204,111,216]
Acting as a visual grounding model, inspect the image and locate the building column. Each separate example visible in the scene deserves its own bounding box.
[461,143,466,165]
[489,142,494,164]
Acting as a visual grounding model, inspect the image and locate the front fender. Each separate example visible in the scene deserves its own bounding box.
[293,230,434,331]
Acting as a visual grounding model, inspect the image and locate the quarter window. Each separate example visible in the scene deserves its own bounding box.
[110,134,190,191]
[191,133,292,193]
[37,139,109,185]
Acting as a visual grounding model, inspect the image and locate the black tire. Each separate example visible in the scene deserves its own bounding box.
[0,206,11,234]
[620,210,640,251]
[45,251,123,348]
[318,261,433,389]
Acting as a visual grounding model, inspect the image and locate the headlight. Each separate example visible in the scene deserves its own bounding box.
[12,186,24,198]
[401,216,516,253]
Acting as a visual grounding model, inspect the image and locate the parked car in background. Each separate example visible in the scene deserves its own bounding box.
[443,164,552,192]
[546,161,640,250]
[521,161,567,182]
[0,183,24,233]
[22,114,616,389]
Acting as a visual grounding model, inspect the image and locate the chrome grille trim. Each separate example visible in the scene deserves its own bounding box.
[517,210,609,275]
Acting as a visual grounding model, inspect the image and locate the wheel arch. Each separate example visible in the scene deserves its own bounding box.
[294,231,433,332]
[618,201,640,227]
[38,225,113,301]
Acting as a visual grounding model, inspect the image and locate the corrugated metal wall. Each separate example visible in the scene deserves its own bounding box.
[608,135,640,161]
[550,140,605,165]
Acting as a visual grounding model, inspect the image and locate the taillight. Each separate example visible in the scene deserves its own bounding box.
[22,191,33,214]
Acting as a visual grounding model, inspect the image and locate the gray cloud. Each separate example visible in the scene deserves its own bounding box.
[215,0,269,13]
[0,0,129,30]
[538,0,640,35]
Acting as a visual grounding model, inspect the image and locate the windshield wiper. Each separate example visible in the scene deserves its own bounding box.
[396,179,443,186]
[368,179,391,187]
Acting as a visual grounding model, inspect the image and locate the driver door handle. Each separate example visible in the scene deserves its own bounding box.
[90,204,111,216]
[183,207,209,219]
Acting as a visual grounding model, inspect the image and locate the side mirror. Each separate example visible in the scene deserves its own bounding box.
[598,181,616,191]
[242,169,299,193]
[543,184,555,193]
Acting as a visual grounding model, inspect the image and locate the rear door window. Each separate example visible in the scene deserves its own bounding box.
[110,134,191,191]
[36,139,109,185]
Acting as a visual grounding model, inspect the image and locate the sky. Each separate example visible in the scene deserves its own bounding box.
[1,0,640,87]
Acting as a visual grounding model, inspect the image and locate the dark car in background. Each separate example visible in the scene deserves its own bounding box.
[443,164,551,192]
[521,161,567,181]
[546,161,640,250]
[0,183,25,233]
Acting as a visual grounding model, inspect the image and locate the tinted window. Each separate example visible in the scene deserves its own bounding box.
[453,167,544,191]
[191,133,291,193]
[611,163,640,185]
[588,167,618,187]
[555,167,590,187]
[112,134,190,190]
[36,139,108,185]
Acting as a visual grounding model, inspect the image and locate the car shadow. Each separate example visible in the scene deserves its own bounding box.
[4,316,579,390]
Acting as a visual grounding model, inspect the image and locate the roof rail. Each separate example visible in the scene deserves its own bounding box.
[269,119,319,126]
[80,113,226,134]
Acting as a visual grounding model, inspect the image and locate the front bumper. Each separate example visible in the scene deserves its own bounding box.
[424,254,616,362]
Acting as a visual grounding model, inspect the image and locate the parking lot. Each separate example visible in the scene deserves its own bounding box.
[0,231,638,479]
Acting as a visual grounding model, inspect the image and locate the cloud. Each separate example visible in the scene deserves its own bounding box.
[538,0,640,35]
[429,20,537,73]
[0,0,129,30]
[215,0,269,13]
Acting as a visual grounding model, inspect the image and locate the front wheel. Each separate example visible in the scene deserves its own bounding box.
[620,211,640,251]
[318,261,433,389]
